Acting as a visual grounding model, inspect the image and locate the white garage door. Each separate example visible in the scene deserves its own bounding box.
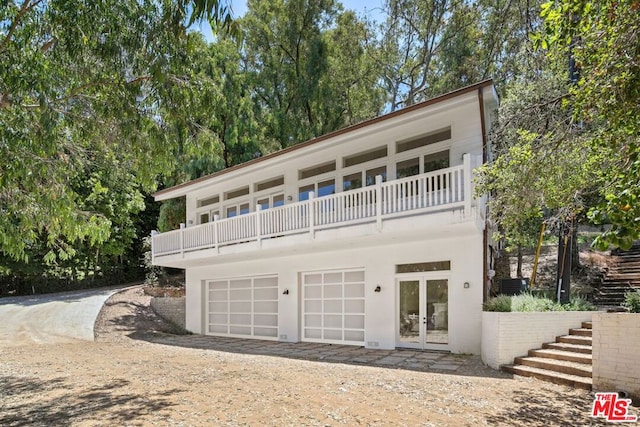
[207,275,278,339]
[302,269,365,345]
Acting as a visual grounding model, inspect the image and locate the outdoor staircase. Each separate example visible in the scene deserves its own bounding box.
[502,321,593,390]
[594,242,640,307]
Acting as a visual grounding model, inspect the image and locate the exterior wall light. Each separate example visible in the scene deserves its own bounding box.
[374,285,381,292]
[283,289,289,295]
[463,282,470,289]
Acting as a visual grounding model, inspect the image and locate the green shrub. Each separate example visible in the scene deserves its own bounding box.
[563,296,597,312]
[483,294,512,312]
[622,289,640,313]
[483,293,596,312]
[511,293,561,312]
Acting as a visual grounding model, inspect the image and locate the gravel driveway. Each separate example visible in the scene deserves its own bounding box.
[1,287,630,426]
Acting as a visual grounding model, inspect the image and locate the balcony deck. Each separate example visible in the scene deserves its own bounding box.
[152,155,484,268]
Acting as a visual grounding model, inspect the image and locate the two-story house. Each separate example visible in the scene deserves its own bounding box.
[151,80,498,355]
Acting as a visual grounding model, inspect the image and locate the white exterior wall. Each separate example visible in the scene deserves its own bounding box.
[592,313,640,400]
[185,230,483,354]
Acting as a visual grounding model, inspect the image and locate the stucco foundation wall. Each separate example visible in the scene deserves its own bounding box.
[150,297,186,329]
[482,311,596,369]
[592,313,640,401]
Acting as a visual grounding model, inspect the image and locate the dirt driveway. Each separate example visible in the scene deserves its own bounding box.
[0,287,628,426]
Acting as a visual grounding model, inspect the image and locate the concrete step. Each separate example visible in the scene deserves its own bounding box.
[514,356,592,378]
[502,365,592,390]
[582,321,592,329]
[569,328,592,337]
[543,341,592,354]
[528,348,592,365]
[556,335,593,346]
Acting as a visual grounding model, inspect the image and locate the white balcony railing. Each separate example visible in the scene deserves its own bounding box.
[152,154,477,259]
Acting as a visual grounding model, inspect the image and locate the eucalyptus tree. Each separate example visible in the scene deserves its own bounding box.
[242,0,384,149]
[376,0,544,110]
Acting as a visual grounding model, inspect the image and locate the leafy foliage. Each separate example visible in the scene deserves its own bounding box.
[0,0,192,263]
[540,0,640,249]
[623,289,640,313]
[483,293,595,311]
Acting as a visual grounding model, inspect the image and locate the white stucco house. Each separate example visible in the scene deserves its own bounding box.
[151,80,499,354]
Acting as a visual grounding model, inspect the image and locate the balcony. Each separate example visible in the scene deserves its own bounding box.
[152,154,484,267]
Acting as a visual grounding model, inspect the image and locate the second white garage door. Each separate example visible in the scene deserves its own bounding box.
[302,269,365,345]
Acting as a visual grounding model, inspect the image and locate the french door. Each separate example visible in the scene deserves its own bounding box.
[397,276,449,350]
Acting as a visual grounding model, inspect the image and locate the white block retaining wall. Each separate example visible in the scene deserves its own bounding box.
[592,313,640,401]
[481,311,596,369]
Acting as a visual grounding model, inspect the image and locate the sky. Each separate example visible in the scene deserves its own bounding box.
[192,0,386,41]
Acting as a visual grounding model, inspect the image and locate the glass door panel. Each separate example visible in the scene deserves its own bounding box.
[398,280,420,346]
[426,279,448,345]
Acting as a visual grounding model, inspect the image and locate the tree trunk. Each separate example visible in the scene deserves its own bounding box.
[516,245,523,278]
[492,249,511,296]
[571,225,580,273]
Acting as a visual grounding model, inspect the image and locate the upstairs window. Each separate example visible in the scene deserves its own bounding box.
[255,176,284,192]
[396,127,451,154]
[396,158,420,178]
[225,186,250,201]
[424,150,450,173]
[197,195,219,208]
[299,161,336,180]
[299,179,335,201]
[343,146,388,168]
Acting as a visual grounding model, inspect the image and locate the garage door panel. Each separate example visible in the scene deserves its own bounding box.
[344,330,364,342]
[254,314,277,326]
[254,301,278,313]
[345,314,364,329]
[302,269,365,345]
[254,277,278,287]
[254,287,278,300]
[344,284,364,298]
[324,314,342,328]
[345,299,364,313]
[230,289,251,300]
[230,278,251,288]
[206,275,278,340]
[345,271,365,282]
[323,300,342,313]
[254,327,278,337]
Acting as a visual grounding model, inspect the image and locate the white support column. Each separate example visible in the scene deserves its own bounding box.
[308,191,316,239]
[213,214,220,253]
[179,223,185,258]
[256,204,263,247]
[463,153,472,217]
[375,175,383,231]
